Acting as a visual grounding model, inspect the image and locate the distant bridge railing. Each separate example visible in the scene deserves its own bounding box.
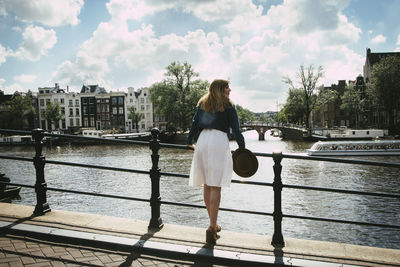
[242,121,307,131]
[0,128,399,248]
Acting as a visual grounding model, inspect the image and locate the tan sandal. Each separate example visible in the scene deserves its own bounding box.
[206,226,217,245]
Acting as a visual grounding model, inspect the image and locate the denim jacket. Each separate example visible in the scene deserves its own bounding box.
[186,105,245,148]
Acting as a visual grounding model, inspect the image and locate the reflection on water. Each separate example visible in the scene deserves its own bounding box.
[0,130,399,249]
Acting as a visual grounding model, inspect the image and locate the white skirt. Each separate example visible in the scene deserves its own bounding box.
[189,129,233,187]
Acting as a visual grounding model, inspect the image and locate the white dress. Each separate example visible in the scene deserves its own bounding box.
[189,129,233,187]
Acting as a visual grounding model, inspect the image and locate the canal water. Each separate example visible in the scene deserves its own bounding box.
[0,130,399,249]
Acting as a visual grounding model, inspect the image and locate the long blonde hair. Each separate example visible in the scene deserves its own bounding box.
[198,79,232,113]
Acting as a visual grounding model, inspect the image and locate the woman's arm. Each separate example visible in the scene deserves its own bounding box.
[229,106,245,148]
[186,107,200,145]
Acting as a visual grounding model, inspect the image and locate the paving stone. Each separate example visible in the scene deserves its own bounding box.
[9,261,24,267]
[50,261,67,267]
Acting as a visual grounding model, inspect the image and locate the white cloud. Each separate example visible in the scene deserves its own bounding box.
[14,74,37,83]
[106,0,173,22]
[2,0,83,26]
[371,34,387,44]
[0,44,10,65]
[3,83,24,94]
[12,25,57,61]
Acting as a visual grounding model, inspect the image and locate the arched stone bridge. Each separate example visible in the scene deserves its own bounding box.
[241,122,308,141]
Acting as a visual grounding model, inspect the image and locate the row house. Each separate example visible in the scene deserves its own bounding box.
[126,87,155,132]
[312,80,348,128]
[37,83,81,131]
[80,85,106,129]
[109,91,125,131]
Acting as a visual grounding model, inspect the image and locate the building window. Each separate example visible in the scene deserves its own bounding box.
[89,98,94,104]
[75,99,79,106]
[113,107,117,114]
[119,107,123,114]
[61,107,65,114]
[70,118,74,127]
[69,108,73,116]
[76,118,80,126]
[39,99,45,106]
[118,97,124,105]
[112,98,117,105]
[140,98,144,104]
[76,108,79,116]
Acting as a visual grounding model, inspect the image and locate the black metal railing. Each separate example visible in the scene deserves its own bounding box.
[0,128,399,248]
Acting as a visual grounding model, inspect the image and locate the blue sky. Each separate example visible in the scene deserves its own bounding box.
[0,0,399,112]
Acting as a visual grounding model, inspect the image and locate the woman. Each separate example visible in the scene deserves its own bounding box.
[187,79,245,245]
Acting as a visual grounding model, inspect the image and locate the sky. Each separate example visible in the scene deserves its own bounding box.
[0,0,400,112]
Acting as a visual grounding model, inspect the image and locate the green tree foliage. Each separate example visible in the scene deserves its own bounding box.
[150,62,208,130]
[276,88,306,124]
[235,104,256,123]
[44,102,63,130]
[127,106,143,132]
[282,65,324,128]
[1,93,35,130]
[369,55,400,134]
[340,85,365,129]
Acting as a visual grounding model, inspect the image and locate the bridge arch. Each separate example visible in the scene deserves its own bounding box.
[242,122,307,141]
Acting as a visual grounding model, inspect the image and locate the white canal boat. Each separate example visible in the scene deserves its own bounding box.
[307,140,400,156]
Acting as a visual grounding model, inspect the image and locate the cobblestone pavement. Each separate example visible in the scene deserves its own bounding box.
[0,234,223,267]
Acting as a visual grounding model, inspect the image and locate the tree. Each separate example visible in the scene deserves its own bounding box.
[340,85,365,129]
[235,104,256,123]
[282,65,324,129]
[44,102,63,131]
[127,106,143,133]
[276,88,307,125]
[150,62,208,130]
[369,55,400,134]
[5,93,35,130]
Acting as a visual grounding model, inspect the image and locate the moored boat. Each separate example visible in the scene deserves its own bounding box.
[307,140,400,156]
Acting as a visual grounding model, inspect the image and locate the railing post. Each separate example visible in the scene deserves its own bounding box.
[271,151,285,247]
[32,129,51,215]
[148,128,164,230]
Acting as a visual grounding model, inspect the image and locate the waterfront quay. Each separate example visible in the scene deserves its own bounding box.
[1,203,400,267]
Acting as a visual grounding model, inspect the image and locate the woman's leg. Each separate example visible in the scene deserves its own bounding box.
[204,185,211,218]
[206,185,221,229]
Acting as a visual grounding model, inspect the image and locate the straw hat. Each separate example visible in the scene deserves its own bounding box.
[232,148,258,178]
